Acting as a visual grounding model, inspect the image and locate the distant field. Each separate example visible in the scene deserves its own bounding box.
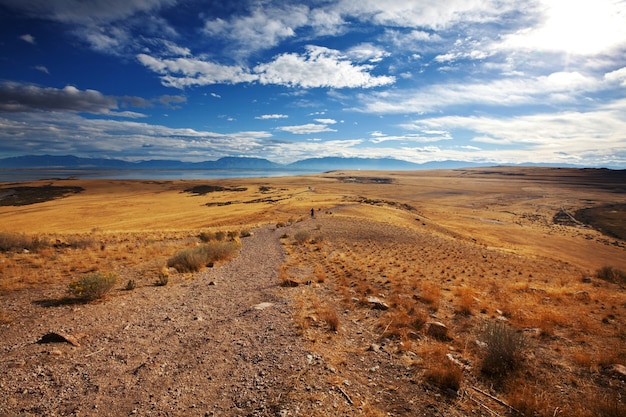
[576,203,626,241]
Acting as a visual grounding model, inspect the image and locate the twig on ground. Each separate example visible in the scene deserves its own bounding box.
[472,386,520,414]
[336,386,353,405]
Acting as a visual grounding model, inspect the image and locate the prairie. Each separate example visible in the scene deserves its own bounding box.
[0,167,624,416]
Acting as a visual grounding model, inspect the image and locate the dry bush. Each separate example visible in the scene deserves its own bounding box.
[480,321,527,377]
[167,241,240,273]
[317,305,340,332]
[596,266,626,284]
[0,232,50,252]
[454,286,475,316]
[68,271,118,301]
[66,235,98,250]
[424,359,463,393]
[294,230,311,244]
[418,281,441,310]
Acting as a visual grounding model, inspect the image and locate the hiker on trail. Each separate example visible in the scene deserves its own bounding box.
[311,208,315,218]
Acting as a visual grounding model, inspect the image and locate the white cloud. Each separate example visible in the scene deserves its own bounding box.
[256,114,288,120]
[359,71,600,114]
[203,5,309,57]
[276,123,337,134]
[345,43,390,63]
[255,45,395,88]
[19,34,35,44]
[139,45,395,89]
[335,0,518,29]
[34,65,49,74]
[314,118,336,124]
[369,131,452,144]
[605,67,626,87]
[499,0,626,55]
[403,101,626,163]
[136,54,256,87]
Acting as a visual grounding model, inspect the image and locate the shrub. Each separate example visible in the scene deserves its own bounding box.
[199,231,215,242]
[596,266,626,284]
[424,359,463,392]
[239,229,251,238]
[480,321,527,377]
[68,271,118,301]
[125,279,136,291]
[167,241,240,273]
[318,306,340,331]
[294,230,311,244]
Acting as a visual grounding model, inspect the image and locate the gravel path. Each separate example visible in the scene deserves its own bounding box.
[1,225,308,416]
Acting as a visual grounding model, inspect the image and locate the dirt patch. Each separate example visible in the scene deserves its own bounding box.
[0,185,84,206]
[575,204,626,241]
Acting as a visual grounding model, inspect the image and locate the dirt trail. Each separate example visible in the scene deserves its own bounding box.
[1,225,308,416]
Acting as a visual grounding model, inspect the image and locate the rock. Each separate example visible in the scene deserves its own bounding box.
[253,302,273,310]
[36,332,80,347]
[426,321,450,341]
[366,296,389,310]
[281,279,299,287]
[581,276,592,283]
[367,343,381,353]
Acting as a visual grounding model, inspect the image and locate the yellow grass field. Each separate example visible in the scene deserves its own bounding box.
[1,167,625,416]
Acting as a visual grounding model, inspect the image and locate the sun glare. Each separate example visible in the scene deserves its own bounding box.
[507,0,626,55]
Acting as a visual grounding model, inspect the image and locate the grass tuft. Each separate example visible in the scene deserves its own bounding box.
[596,265,626,284]
[480,321,527,377]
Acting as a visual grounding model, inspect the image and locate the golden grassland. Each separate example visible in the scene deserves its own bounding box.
[1,166,625,416]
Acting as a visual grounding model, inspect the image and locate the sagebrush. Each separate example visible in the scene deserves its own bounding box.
[68,272,118,301]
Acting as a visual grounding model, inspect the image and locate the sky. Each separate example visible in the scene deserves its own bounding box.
[1,0,625,167]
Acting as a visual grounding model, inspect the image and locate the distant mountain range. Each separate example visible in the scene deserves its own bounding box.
[0,154,495,171]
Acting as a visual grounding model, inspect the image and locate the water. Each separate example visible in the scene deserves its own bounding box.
[0,169,322,183]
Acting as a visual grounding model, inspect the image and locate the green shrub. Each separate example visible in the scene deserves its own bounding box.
[167,241,240,273]
[68,272,118,301]
[294,230,311,244]
[125,279,136,291]
[596,266,626,284]
[480,321,527,377]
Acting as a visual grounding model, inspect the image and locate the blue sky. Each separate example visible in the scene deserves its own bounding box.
[1,0,625,167]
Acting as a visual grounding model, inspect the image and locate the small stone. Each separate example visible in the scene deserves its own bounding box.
[253,302,273,310]
[426,321,450,341]
[582,277,592,283]
[366,296,389,310]
[367,344,381,353]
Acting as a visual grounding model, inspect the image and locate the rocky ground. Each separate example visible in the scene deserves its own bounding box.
[0,224,313,416]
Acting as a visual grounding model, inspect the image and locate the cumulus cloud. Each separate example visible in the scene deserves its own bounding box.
[138,45,395,89]
[203,4,309,57]
[254,45,395,88]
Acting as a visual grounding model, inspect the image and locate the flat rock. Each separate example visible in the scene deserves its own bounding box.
[366,296,389,310]
[253,302,274,310]
[36,332,80,347]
